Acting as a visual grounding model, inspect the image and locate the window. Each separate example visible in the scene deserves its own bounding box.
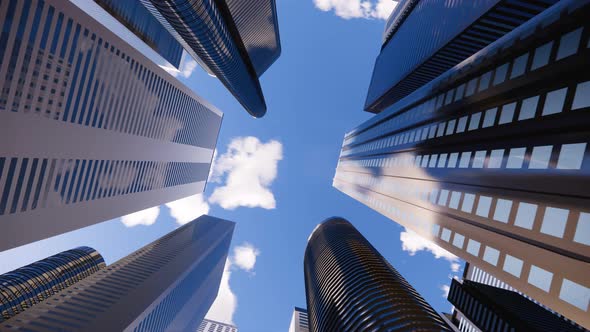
[483,246,499,266]
[510,53,528,79]
[466,78,478,97]
[493,199,512,223]
[455,84,465,101]
[507,147,526,169]
[462,194,475,213]
[488,149,504,169]
[557,143,586,170]
[446,120,456,135]
[476,196,492,217]
[437,154,448,168]
[448,153,459,168]
[478,71,492,92]
[528,265,553,292]
[438,190,449,206]
[542,88,567,116]
[467,239,481,256]
[519,96,539,120]
[503,255,523,277]
[574,212,590,246]
[453,233,465,249]
[572,81,590,110]
[556,28,583,60]
[459,152,471,168]
[456,116,468,133]
[432,224,441,237]
[468,112,481,131]
[540,207,569,238]
[514,202,537,230]
[472,151,486,168]
[493,63,509,86]
[559,279,590,311]
[482,108,497,128]
[529,145,552,169]
[531,42,553,70]
[441,228,451,242]
[499,103,516,124]
[449,192,461,209]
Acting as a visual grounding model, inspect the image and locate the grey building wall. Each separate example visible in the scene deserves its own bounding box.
[0,0,222,251]
[2,215,235,331]
[197,319,238,332]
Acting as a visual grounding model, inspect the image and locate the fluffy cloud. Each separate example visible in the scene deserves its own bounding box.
[205,242,261,324]
[205,260,237,324]
[440,284,450,298]
[233,243,260,272]
[209,137,283,210]
[400,228,460,271]
[165,193,210,226]
[120,206,160,227]
[313,0,397,20]
[160,52,198,78]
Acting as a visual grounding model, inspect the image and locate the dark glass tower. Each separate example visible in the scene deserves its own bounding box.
[141,0,281,118]
[0,246,105,322]
[1,215,235,331]
[304,217,451,332]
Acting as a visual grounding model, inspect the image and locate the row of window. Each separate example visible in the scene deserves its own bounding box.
[0,0,221,149]
[340,140,588,173]
[334,170,589,246]
[0,157,207,216]
[341,79,590,158]
[343,25,587,150]
[334,181,589,314]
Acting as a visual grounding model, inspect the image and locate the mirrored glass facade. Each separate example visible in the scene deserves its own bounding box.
[335,0,590,327]
[0,246,105,322]
[1,215,235,331]
[141,0,281,118]
[0,0,222,251]
[304,217,451,332]
[366,0,559,114]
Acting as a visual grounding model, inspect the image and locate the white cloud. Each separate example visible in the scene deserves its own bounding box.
[165,193,210,226]
[313,0,397,20]
[440,284,450,298]
[209,137,283,210]
[160,52,198,78]
[120,206,160,227]
[400,228,460,270]
[205,260,237,324]
[233,243,260,272]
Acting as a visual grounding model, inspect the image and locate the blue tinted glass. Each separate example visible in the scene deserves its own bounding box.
[39,6,54,50]
[0,158,18,215]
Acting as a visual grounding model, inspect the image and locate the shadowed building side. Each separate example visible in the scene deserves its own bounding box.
[304,217,451,332]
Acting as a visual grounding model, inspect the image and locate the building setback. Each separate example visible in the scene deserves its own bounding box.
[304,217,451,332]
[0,0,222,251]
[334,0,590,327]
[366,0,560,113]
[1,215,235,331]
[197,318,238,332]
[288,307,309,332]
[140,0,281,117]
[0,246,105,322]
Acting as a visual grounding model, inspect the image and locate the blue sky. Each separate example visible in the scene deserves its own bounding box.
[0,0,465,331]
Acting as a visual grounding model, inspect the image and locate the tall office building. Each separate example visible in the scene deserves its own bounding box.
[141,0,281,118]
[288,307,309,332]
[0,0,222,251]
[1,215,235,331]
[304,217,451,332]
[93,0,184,67]
[367,0,560,114]
[0,246,105,322]
[198,319,238,332]
[334,0,590,326]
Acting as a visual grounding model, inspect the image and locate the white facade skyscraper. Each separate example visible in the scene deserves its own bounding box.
[0,0,222,251]
[197,319,238,332]
[288,307,309,332]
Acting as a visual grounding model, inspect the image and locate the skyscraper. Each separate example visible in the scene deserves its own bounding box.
[288,307,309,332]
[198,319,238,332]
[304,217,451,332]
[141,0,281,118]
[366,0,560,114]
[0,0,222,251]
[1,215,235,331]
[0,246,105,322]
[334,0,590,326]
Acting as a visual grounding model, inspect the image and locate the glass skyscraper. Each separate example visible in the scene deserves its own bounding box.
[0,0,222,251]
[366,0,559,114]
[334,0,590,327]
[0,246,105,322]
[198,319,238,332]
[1,215,235,331]
[141,0,281,118]
[304,217,451,332]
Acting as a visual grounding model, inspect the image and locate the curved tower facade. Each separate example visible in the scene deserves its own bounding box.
[0,246,105,322]
[304,217,451,332]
